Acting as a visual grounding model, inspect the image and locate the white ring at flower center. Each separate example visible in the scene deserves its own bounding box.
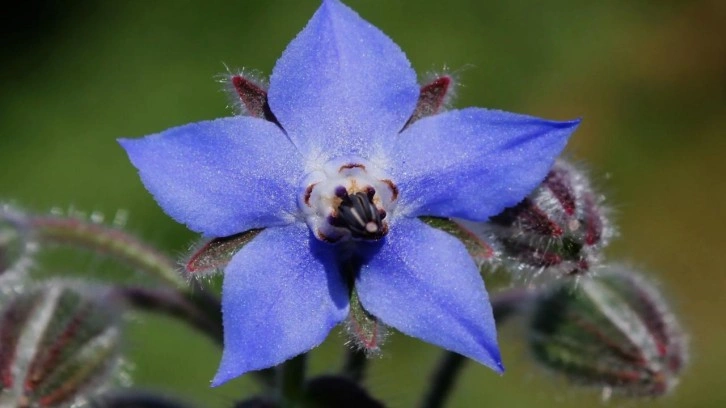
[299,158,398,243]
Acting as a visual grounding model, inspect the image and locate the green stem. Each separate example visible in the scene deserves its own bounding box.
[29,215,186,289]
[342,348,368,383]
[277,354,307,407]
[113,283,277,387]
[419,288,536,408]
[112,285,223,345]
[6,210,279,388]
[91,390,197,408]
[420,352,466,408]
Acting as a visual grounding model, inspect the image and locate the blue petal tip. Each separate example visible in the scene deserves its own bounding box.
[568,117,583,127]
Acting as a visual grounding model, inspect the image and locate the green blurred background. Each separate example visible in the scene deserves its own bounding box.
[1,0,724,407]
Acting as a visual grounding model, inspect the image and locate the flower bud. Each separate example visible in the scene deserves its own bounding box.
[463,159,614,278]
[528,265,687,397]
[0,283,122,407]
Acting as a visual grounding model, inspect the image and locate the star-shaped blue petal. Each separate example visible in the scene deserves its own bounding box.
[268,0,419,158]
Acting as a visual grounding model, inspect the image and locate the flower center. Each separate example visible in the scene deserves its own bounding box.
[300,159,398,243]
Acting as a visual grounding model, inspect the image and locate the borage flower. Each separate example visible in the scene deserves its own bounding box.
[120,0,579,385]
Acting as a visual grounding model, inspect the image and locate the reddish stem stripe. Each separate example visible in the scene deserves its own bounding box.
[568,312,648,368]
[667,348,685,373]
[520,199,564,237]
[37,371,91,407]
[25,306,91,391]
[503,240,562,267]
[350,317,378,350]
[0,294,41,389]
[544,167,577,216]
[0,321,18,388]
[491,199,563,237]
[631,283,684,373]
[634,289,670,357]
[583,194,602,245]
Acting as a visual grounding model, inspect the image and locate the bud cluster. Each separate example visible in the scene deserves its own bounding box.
[417,155,690,399]
[0,205,224,407]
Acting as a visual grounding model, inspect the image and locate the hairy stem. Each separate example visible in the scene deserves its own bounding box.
[420,352,466,408]
[4,210,278,387]
[341,348,368,383]
[113,284,277,387]
[112,286,223,345]
[419,288,536,408]
[90,390,197,408]
[29,215,185,289]
[276,354,307,407]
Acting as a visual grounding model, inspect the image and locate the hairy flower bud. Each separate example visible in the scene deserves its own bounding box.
[528,266,687,397]
[460,159,614,279]
[0,283,123,407]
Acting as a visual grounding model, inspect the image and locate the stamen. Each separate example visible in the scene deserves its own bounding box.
[335,186,349,198]
[336,192,385,240]
[299,158,395,244]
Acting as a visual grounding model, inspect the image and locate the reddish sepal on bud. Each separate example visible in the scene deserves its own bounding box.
[528,266,688,397]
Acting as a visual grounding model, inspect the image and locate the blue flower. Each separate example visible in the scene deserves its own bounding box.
[120,0,579,385]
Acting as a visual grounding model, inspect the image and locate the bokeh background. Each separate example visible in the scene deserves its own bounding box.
[1,0,724,407]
